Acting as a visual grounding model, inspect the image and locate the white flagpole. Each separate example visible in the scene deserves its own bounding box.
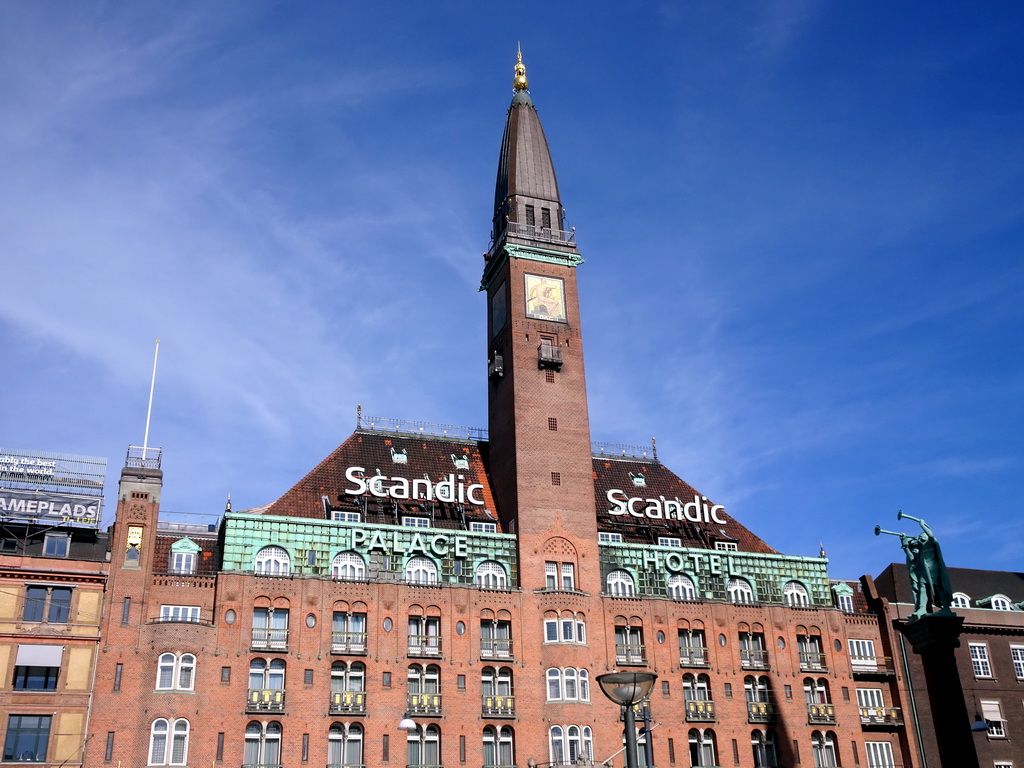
[142,338,160,456]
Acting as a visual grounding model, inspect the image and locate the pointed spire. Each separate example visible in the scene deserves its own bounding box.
[513,43,529,92]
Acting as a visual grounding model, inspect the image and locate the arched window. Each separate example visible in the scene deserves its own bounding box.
[565,726,592,765]
[407,664,440,694]
[784,581,809,606]
[549,726,565,765]
[545,668,589,702]
[991,594,1012,610]
[688,728,717,767]
[751,730,778,768]
[483,725,515,768]
[244,721,282,767]
[683,673,712,701]
[728,578,754,604]
[607,570,635,597]
[407,723,440,767]
[331,661,365,692]
[951,592,971,609]
[811,730,838,767]
[668,574,696,600]
[476,561,508,589]
[328,723,363,767]
[744,675,771,702]
[149,718,189,766]
[156,653,195,691]
[157,653,176,690]
[804,677,830,704]
[481,666,514,698]
[249,658,285,691]
[405,557,438,584]
[254,546,290,576]
[331,551,366,580]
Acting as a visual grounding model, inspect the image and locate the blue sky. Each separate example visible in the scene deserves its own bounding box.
[1,2,1021,581]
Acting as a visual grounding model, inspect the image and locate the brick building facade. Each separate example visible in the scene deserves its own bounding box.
[83,54,913,768]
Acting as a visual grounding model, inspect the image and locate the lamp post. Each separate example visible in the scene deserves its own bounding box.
[597,671,657,768]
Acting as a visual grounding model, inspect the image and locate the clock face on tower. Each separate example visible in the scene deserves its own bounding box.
[524,273,566,322]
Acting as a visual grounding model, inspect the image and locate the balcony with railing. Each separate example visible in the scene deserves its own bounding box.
[332,631,368,655]
[850,656,896,676]
[808,703,836,724]
[329,690,366,715]
[326,764,366,768]
[246,688,285,713]
[685,700,716,722]
[859,706,903,726]
[482,694,515,718]
[615,642,646,665]
[242,764,283,768]
[407,635,442,658]
[678,647,710,668]
[799,652,828,672]
[407,692,442,716]
[251,628,288,652]
[740,649,770,670]
[480,637,513,660]
[747,701,777,723]
[504,220,576,245]
[538,342,563,372]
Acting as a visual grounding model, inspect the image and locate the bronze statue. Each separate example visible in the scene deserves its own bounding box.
[875,511,954,621]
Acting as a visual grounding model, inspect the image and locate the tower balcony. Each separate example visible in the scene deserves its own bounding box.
[538,342,563,371]
[503,220,576,245]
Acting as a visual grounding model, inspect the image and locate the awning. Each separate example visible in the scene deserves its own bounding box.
[981,700,1003,721]
[16,644,64,667]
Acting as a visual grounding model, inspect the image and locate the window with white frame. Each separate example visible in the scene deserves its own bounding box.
[679,629,708,666]
[784,581,809,606]
[658,536,682,547]
[243,721,281,767]
[545,668,589,702]
[156,653,195,691]
[864,741,895,768]
[991,594,1013,610]
[408,616,441,655]
[169,552,196,575]
[476,561,508,589]
[951,592,971,608]
[810,730,837,767]
[405,556,438,584]
[548,725,592,766]
[728,578,754,604]
[149,718,189,766]
[994,763,1014,768]
[328,723,363,767]
[331,510,361,522]
[598,532,622,543]
[331,551,366,580]
[332,611,367,653]
[607,570,635,597]
[614,624,645,664]
[715,541,738,552]
[981,699,1006,737]
[406,723,440,768]
[160,605,200,623]
[668,574,696,600]
[480,619,513,658]
[249,657,286,693]
[483,725,514,768]
[254,546,290,575]
[688,728,718,766]
[848,639,877,671]
[252,607,289,650]
[969,643,992,678]
[1011,646,1024,679]
[560,563,575,590]
[470,522,497,533]
[331,661,365,693]
[402,516,430,528]
[544,612,586,645]
[836,593,854,613]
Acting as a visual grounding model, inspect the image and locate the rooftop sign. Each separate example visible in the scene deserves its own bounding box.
[0,448,106,528]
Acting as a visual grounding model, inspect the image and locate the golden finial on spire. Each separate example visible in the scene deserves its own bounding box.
[513,42,529,91]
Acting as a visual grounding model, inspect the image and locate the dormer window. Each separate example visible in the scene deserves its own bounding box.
[402,517,430,529]
[43,534,69,558]
[715,542,738,552]
[951,592,971,609]
[451,454,470,470]
[629,472,646,488]
[390,447,408,464]
[169,538,202,575]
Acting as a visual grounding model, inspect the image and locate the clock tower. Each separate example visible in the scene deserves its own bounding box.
[483,50,598,591]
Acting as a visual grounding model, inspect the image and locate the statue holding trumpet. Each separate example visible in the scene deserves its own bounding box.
[875,511,954,621]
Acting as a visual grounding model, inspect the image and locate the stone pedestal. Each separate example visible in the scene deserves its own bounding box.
[896,613,979,768]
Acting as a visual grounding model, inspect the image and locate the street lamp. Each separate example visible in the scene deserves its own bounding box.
[597,671,657,768]
[398,713,417,732]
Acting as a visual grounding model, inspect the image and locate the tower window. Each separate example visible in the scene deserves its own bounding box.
[541,208,552,229]
[550,472,561,486]
[525,205,535,226]
[548,417,558,431]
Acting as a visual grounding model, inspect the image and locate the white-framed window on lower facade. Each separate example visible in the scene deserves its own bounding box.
[864,741,895,768]
[548,725,592,766]
[1011,645,1024,679]
[969,643,992,678]
[848,639,877,671]
[994,762,1014,768]
[981,699,1006,737]
[156,653,195,691]
[149,718,189,766]
[160,605,201,623]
